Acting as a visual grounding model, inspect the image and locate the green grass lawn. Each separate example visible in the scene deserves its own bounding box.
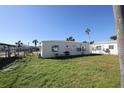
[0,55,120,88]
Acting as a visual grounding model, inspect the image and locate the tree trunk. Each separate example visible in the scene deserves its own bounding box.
[88,34,91,43]
[113,5,124,87]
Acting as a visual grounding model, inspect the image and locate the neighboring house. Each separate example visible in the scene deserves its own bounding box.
[40,40,91,58]
[91,40,118,55]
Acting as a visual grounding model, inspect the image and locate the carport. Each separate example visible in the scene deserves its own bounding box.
[0,42,16,58]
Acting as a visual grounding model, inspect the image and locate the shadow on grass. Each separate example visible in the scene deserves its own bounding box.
[45,54,103,60]
[0,57,22,70]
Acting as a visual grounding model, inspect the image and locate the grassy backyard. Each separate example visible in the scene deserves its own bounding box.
[0,54,120,88]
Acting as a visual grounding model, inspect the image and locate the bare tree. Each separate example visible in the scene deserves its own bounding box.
[113,5,124,87]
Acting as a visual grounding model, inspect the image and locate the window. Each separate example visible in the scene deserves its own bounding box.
[76,48,81,51]
[109,45,114,49]
[96,46,102,50]
[82,46,86,51]
[52,45,59,52]
[66,45,70,48]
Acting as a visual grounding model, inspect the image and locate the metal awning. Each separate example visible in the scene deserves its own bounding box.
[0,43,16,47]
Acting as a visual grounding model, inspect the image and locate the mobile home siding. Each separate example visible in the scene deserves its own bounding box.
[91,41,118,55]
[40,41,91,58]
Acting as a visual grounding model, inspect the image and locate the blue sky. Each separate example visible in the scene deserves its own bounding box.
[0,5,116,45]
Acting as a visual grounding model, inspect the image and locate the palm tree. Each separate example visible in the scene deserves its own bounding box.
[85,28,91,43]
[110,35,117,40]
[113,5,124,87]
[32,39,39,52]
[15,40,23,56]
[32,39,38,47]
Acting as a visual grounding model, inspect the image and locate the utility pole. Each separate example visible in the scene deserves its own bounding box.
[113,5,124,88]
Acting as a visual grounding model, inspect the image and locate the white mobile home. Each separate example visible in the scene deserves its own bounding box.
[40,41,91,58]
[91,40,118,55]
